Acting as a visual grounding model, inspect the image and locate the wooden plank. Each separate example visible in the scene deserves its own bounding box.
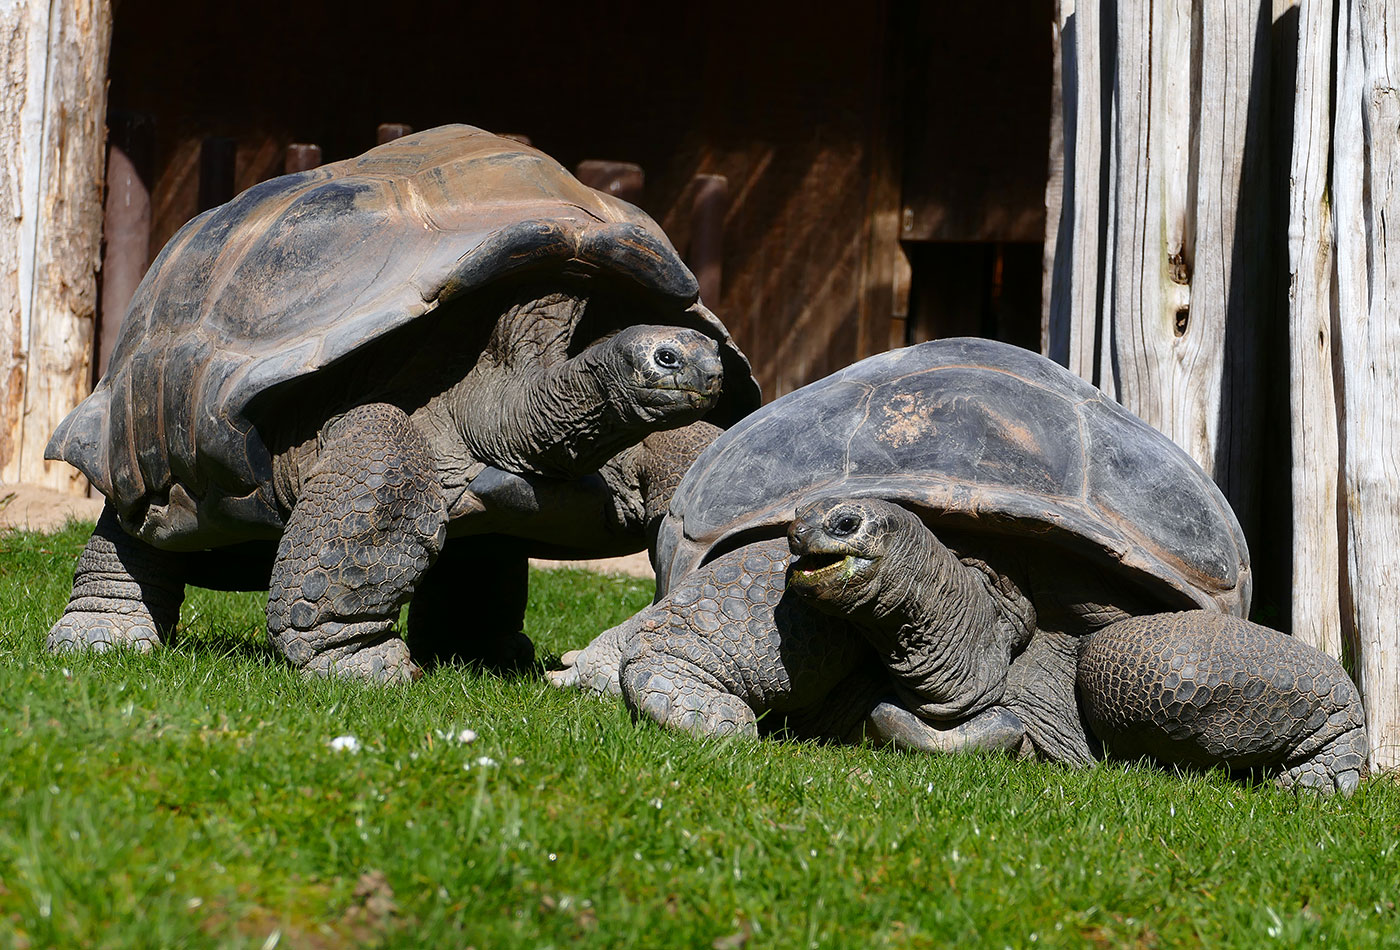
[0,0,52,484]
[1332,0,1400,772]
[98,112,154,379]
[575,160,644,206]
[689,173,727,306]
[1050,0,1268,544]
[1286,0,1342,659]
[4,0,111,492]
[284,143,322,174]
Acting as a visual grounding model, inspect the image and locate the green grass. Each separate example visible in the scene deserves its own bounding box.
[2,522,1398,948]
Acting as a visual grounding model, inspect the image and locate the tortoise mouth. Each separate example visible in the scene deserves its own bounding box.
[787,552,870,590]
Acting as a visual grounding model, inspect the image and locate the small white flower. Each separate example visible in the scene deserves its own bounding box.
[649,797,663,809]
[435,728,478,745]
[474,756,498,767]
[329,735,361,753]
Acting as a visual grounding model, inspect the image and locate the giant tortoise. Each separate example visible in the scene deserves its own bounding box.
[552,339,1366,793]
[46,124,759,682]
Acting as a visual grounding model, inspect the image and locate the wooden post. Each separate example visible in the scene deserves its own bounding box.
[689,174,728,306]
[1286,0,1342,659]
[0,0,113,492]
[1046,0,1269,547]
[98,112,154,381]
[1331,0,1400,771]
[284,143,322,174]
[377,123,412,145]
[575,161,645,206]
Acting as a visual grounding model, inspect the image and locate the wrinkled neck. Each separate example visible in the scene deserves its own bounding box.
[849,532,1023,721]
[455,344,639,478]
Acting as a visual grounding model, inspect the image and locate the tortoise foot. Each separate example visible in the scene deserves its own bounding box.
[294,621,422,684]
[547,623,632,696]
[48,610,162,654]
[1276,724,1368,795]
[620,652,759,737]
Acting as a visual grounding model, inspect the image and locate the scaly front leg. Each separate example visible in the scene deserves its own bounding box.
[267,404,446,683]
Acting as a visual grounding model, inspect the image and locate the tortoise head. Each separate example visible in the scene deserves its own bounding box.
[601,325,724,426]
[786,497,930,615]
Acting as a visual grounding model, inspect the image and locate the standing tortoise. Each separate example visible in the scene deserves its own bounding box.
[552,339,1367,793]
[46,124,759,682]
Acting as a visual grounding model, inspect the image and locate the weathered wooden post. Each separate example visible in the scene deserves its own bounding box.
[1047,0,1270,547]
[575,161,645,206]
[377,123,413,145]
[98,112,154,380]
[689,174,729,305]
[0,0,113,492]
[1329,0,1400,771]
[284,143,323,174]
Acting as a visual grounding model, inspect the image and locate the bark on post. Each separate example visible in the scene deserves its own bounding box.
[1047,0,1269,552]
[0,0,112,492]
[1331,0,1400,771]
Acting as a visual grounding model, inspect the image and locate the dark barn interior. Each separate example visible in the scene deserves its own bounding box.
[104,0,1054,400]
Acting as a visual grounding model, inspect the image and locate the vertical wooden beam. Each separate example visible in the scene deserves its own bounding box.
[0,0,113,492]
[1048,0,1269,545]
[98,112,154,380]
[1287,0,1341,659]
[1041,8,1064,356]
[284,143,322,174]
[575,161,645,206]
[377,123,412,145]
[1332,0,1400,772]
[689,174,728,306]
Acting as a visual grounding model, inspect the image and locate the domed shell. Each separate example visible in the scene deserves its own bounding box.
[656,338,1251,617]
[47,125,759,542]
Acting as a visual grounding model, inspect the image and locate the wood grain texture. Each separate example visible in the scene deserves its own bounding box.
[1286,0,1342,660]
[0,0,110,491]
[1049,0,1268,545]
[0,0,44,483]
[18,0,111,493]
[1332,0,1400,771]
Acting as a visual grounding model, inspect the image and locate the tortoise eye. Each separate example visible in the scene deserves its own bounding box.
[654,346,680,369]
[831,513,861,536]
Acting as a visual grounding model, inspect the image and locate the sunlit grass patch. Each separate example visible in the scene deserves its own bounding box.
[1,522,1397,947]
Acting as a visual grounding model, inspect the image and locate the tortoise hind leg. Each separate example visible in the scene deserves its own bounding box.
[267,403,446,683]
[1078,611,1367,794]
[48,504,186,654]
[406,537,534,673]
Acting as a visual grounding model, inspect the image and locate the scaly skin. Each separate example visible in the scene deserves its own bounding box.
[266,403,446,683]
[1079,612,1368,794]
[48,505,186,654]
[554,539,880,740]
[789,497,1369,793]
[50,315,731,682]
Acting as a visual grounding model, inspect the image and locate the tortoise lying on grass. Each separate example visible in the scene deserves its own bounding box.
[46,125,758,682]
[552,339,1367,793]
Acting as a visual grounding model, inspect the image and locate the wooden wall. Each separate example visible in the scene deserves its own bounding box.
[105,0,915,401]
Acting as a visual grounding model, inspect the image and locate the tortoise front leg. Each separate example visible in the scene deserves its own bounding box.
[615,540,871,738]
[1079,611,1368,794]
[406,537,533,672]
[48,504,186,654]
[267,404,446,683]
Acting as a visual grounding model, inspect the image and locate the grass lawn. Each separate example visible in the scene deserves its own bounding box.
[1,521,1397,948]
